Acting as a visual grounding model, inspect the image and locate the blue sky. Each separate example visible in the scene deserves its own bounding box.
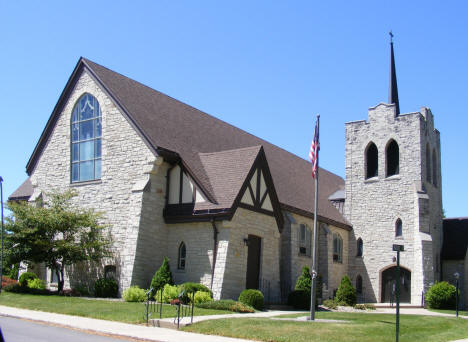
[1,1,467,217]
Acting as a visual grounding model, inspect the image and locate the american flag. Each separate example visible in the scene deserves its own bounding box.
[309,116,320,178]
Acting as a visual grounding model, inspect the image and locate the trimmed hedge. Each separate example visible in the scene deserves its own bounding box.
[425,281,457,309]
[18,272,38,287]
[196,299,255,313]
[94,278,118,298]
[238,289,264,310]
[123,286,147,302]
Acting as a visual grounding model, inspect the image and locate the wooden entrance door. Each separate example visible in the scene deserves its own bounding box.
[381,266,411,303]
[246,235,261,289]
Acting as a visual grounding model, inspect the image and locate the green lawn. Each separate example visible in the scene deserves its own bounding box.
[429,308,468,316]
[0,292,232,324]
[183,311,468,342]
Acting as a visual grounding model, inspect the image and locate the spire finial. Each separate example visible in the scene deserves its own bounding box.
[388,31,400,116]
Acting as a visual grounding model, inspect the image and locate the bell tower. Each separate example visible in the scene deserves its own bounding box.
[343,34,443,304]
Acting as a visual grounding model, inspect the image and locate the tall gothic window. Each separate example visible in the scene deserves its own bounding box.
[395,218,403,237]
[333,233,343,263]
[432,149,437,187]
[178,242,186,270]
[386,139,399,177]
[71,94,102,182]
[365,142,378,179]
[356,238,363,257]
[356,275,363,294]
[426,144,431,183]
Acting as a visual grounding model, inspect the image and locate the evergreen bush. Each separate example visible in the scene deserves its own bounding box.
[122,286,147,302]
[195,299,255,313]
[335,275,356,306]
[288,290,310,309]
[425,281,457,309]
[295,266,312,292]
[94,277,118,298]
[238,289,264,310]
[150,257,173,297]
[323,299,338,309]
[18,272,38,287]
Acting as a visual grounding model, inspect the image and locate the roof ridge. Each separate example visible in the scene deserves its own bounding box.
[82,58,340,181]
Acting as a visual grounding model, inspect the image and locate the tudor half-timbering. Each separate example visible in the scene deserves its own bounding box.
[10,57,350,301]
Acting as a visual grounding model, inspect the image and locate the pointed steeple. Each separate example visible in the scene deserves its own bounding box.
[389,31,400,116]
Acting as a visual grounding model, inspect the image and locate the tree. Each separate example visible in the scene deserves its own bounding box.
[335,275,356,306]
[150,256,173,297]
[295,266,312,292]
[6,190,110,292]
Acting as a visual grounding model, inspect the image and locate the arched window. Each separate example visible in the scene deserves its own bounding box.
[426,144,431,183]
[365,142,378,179]
[356,275,363,294]
[71,93,102,182]
[395,218,403,237]
[356,238,363,257]
[333,233,343,263]
[432,149,437,187]
[178,242,186,270]
[386,139,399,177]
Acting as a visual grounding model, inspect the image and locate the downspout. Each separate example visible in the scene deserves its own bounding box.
[210,219,219,290]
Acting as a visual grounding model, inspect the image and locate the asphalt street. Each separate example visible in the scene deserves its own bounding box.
[0,316,148,342]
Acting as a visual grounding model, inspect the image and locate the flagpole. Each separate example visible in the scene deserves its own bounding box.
[310,114,320,320]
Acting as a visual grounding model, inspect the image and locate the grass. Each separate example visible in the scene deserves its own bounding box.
[0,292,232,324]
[429,308,468,316]
[183,311,468,342]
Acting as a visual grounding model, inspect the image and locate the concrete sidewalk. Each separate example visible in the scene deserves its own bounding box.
[0,305,253,342]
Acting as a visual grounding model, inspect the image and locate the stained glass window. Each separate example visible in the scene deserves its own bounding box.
[71,94,102,182]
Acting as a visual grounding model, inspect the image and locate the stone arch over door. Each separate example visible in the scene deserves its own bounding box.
[380,265,411,303]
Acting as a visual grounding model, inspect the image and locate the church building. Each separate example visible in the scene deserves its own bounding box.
[10,39,459,306]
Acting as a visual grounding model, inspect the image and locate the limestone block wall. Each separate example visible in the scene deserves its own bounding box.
[442,259,466,309]
[344,104,441,304]
[286,212,349,300]
[166,221,215,289]
[220,208,281,302]
[28,70,157,292]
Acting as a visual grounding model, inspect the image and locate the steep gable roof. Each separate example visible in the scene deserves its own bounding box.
[26,57,350,229]
[8,178,33,201]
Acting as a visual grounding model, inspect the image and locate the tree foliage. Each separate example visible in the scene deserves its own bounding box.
[6,190,110,292]
[150,256,173,297]
[335,275,357,306]
[425,281,457,309]
[295,266,312,292]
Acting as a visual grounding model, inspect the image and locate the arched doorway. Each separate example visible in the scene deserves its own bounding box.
[381,266,411,303]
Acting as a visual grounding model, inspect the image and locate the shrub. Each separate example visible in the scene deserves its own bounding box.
[18,272,38,287]
[59,288,82,297]
[425,281,457,309]
[354,304,366,310]
[27,278,46,290]
[4,283,52,295]
[150,257,173,297]
[155,284,179,303]
[94,277,118,298]
[2,276,18,288]
[288,290,311,310]
[195,299,255,313]
[364,303,376,310]
[335,275,356,306]
[8,264,19,280]
[72,284,91,297]
[295,266,312,292]
[180,282,212,295]
[193,291,213,304]
[123,286,147,302]
[323,299,338,309]
[238,289,264,310]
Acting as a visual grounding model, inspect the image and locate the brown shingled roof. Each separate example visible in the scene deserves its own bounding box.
[25,57,350,229]
[8,178,33,201]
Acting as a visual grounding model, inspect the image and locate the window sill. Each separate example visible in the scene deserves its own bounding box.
[70,179,102,187]
[297,253,311,258]
[384,175,401,181]
[333,260,343,264]
[364,177,379,184]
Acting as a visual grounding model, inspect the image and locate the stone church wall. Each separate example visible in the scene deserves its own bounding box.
[29,70,158,292]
